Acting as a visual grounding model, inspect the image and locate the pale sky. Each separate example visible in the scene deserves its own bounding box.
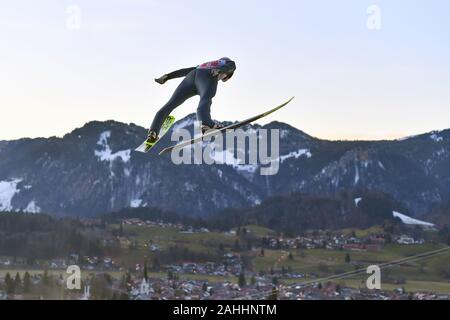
[1,0,449,140]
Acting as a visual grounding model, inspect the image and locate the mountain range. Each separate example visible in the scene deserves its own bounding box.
[0,114,449,220]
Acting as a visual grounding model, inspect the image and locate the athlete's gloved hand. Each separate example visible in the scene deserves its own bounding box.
[155,74,169,85]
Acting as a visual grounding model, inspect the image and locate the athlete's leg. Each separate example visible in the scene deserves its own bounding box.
[149,71,197,134]
[194,69,218,127]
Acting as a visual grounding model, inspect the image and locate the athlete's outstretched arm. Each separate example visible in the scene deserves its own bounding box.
[155,67,196,84]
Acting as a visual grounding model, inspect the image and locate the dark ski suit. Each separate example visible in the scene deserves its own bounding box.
[149,58,236,134]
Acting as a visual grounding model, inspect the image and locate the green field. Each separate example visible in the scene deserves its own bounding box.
[96,223,450,294]
[109,223,238,267]
[254,245,449,275]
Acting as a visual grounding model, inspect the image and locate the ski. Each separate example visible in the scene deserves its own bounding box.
[135,115,176,153]
[158,97,294,156]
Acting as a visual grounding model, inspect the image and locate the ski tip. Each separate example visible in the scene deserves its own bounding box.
[274,96,295,110]
[277,96,295,108]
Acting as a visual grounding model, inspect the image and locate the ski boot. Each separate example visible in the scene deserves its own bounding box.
[145,129,159,151]
[201,122,225,135]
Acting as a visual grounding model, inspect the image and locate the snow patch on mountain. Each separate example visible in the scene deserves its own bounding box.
[354,163,360,185]
[130,199,142,208]
[431,148,447,160]
[24,200,41,213]
[354,197,362,207]
[280,129,290,139]
[279,149,312,163]
[430,133,443,142]
[393,211,434,227]
[249,195,262,205]
[0,179,22,211]
[210,149,258,173]
[94,131,131,163]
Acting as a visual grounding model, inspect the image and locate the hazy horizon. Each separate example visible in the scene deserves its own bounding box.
[1,112,447,143]
[1,0,450,141]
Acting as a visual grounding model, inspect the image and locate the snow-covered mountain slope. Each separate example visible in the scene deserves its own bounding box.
[0,115,449,218]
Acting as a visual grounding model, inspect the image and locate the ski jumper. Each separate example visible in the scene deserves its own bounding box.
[149,58,236,134]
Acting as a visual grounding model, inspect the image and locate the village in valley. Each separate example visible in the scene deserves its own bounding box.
[1,213,449,300]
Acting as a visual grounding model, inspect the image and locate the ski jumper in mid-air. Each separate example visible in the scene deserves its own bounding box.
[146,57,237,148]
